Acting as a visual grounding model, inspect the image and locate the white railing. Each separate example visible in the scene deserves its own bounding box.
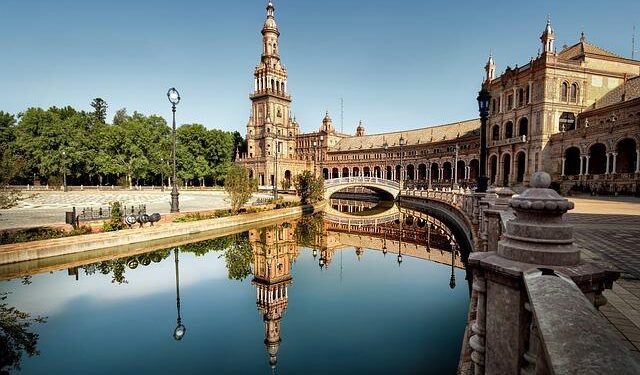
[324,176,401,190]
[490,134,527,147]
[323,212,400,226]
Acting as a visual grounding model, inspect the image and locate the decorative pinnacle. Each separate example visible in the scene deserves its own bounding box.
[510,172,574,213]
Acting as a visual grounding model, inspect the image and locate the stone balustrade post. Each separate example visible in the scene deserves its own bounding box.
[467,172,620,375]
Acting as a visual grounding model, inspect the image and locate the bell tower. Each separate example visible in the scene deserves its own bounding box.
[540,16,555,54]
[246,1,298,164]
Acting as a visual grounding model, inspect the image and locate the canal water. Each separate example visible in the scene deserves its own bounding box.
[1,205,470,374]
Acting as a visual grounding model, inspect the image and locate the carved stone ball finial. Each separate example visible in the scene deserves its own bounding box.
[499,171,580,266]
[530,171,551,188]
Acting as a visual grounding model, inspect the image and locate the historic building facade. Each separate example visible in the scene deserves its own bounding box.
[239,2,640,194]
[484,19,640,191]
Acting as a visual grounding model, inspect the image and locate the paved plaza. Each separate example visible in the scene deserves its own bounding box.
[0,189,275,230]
[567,196,640,360]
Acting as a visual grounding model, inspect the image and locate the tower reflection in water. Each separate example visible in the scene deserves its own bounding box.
[246,208,466,372]
[250,223,298,371]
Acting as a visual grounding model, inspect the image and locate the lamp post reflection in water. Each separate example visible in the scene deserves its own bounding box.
[397,212,404,266]
[173,248,186,341]
[449,240,457,289]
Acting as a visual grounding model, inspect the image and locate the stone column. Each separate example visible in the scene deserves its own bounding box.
[561,157,566,176]
[585,155,591,176]
[605,153,611,175]
[612,152,618,174]
[439,168,444,181]
[470,274,487,375]
[636,150,640,173]
[579,156,584,176]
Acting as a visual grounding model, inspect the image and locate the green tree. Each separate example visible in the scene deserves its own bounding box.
[0,112,16,149]
[224,165,257,214]
[293,171,325,204]
[294,214,324,248]
[0,293,47,374]
[223,233,252,281]
[0,150,24,209]
[90,98,108,123]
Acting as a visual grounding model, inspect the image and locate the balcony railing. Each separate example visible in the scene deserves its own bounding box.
[490,135,527,147]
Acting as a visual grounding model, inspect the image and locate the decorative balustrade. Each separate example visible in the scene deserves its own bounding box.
[490,134,527,147]
[397,173,637,373]
[324,176,400,190]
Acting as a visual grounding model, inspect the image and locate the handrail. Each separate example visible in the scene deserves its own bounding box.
[324,176,401,189]
[524,271,640,374]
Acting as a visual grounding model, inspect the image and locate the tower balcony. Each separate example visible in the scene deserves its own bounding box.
[490,135,527,147]
[250,88,291,101]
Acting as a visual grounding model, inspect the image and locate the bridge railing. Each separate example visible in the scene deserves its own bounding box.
[323,212,400,226]
[324,176,400,190]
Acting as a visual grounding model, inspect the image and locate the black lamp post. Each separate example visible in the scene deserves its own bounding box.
[173,248,186,341]
[167,87,181,212]
[61,150,68,192]
[476,87,491,193]
[399,134,405,189]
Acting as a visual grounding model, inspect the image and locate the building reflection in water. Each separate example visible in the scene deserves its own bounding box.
[250,224,299,371]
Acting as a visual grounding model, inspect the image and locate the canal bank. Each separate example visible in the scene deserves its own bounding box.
[0,203,323,265]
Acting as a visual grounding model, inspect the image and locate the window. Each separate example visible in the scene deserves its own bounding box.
[561,82,569,101]
[507,94,514,110]
[518,88,524,107]
[525,85,530,104]
[570,83,578,103]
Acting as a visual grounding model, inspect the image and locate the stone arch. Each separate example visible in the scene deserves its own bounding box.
[332,168,339,178]
[442,161,452,181]
[363,166,371,177]
[616,138,638,173]
[406,164,415,180]
[456,160,465,180]
[353,167,360,177]
[504,121,514,139]
[561,81,569,101]
[469,159,479,180]
[518,117,528,137]
[515,151,526,183]
[502,153,511,186]
[374,166,382,178]
[386,166,393,180]
[418,163,427,180]
[395,165,401,181]
[430,162,439,181]
[564,147,581,176]
[588,143,607,175]
[489,154,498,185]
[342,167,349,177]
[323,168,329,180]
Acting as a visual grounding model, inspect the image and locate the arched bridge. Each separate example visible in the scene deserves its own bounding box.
[324,176,400,199]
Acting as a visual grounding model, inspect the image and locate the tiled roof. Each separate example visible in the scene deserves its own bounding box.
[330,119,480,152]
[592,76,640,109]
[558,41,622,61]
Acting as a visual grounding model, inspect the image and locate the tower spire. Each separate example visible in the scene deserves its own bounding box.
[540,15,556,54]
[485,51,495,83]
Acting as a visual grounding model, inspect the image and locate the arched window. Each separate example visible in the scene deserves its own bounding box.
[518,88,524,107]
[518,118,528,137]
[504,121,514,139]
[491,125,500,141]
[570,83,578,103]
[561,82,569,101]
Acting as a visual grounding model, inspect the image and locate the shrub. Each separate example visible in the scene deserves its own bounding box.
[103,202,126,232]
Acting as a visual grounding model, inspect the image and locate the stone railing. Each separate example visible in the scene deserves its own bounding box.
[490,134,527,147]
[464,173,638,374]
[324,176,400,190]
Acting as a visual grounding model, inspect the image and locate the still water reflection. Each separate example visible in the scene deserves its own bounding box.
[1,212,469,375]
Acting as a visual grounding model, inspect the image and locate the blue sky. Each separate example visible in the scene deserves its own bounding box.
[2,0,639,135]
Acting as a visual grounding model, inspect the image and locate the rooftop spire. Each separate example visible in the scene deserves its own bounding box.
[540,15,556,54]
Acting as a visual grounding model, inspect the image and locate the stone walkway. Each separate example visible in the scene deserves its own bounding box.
[0,190,277,230]
[568,196,640,362]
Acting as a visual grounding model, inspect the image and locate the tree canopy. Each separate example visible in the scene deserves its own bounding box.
[3,103,242,187]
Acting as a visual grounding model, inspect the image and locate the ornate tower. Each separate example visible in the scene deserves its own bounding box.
[540,16,555,54]
[251,224,298,372]
[484,53,495,83]
[356,120,365,137]
[246,1,298,165]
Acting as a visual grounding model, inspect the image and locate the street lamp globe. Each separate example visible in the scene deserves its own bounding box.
[167,88,181,105]
[173,323,186,341]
